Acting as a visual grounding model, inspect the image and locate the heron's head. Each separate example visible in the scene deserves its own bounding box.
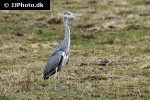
[64,11,80,18]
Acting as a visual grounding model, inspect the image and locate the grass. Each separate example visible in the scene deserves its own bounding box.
[0,0,150,99]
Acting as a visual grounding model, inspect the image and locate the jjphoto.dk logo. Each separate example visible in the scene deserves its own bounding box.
[10,2,43,8]
[0,0,50,10]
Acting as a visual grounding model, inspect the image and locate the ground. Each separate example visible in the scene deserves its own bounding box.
[0,0,150,99]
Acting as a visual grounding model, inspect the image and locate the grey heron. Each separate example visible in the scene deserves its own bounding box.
[43,12,79,91]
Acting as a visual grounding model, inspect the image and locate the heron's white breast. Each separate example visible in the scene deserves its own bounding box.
[60,52,69,68]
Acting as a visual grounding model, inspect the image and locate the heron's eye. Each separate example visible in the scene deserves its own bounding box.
[64,12,72,16]
[64,12,67,15]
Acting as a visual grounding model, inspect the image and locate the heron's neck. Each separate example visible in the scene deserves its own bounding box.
[63,17,70,49]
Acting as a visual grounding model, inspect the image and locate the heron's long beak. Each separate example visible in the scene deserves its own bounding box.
[71,14,81,17]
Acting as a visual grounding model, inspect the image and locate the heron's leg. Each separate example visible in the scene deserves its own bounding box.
[54,67,58,91]
[58,72,62,92]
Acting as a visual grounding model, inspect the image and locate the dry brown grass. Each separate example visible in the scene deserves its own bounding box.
[0,0,150,99]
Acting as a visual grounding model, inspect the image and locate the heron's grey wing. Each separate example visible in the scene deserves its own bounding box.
[51,42,64,56]
[43,50,64,79]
